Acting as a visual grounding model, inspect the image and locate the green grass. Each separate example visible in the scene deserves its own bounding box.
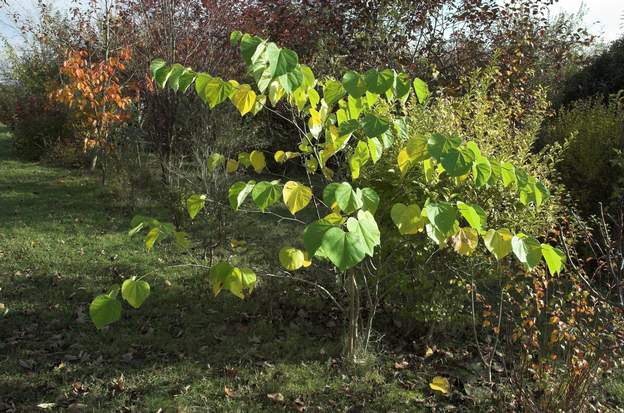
[0,127,465,412]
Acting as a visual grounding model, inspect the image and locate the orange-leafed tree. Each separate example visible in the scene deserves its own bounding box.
[54,47,135,174]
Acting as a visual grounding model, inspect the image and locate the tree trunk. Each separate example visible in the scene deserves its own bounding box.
[345,270,361,362]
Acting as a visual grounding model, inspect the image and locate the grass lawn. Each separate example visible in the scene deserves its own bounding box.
[0,127,482,412]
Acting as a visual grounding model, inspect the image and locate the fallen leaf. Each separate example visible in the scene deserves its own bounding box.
[294,396,306,412]
[394,360,409,370]
[429,376,450,394]
[267,392,285,403]
[224,385,237,398]
[424,346,435,358]
[37,403,56,409]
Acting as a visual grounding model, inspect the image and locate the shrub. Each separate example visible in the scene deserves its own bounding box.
[0,42,71,160]
[557,36,624,107]
[542,95,624,212]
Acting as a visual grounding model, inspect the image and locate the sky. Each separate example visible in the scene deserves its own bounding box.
[0,0,622,47]
[551,0,623,43]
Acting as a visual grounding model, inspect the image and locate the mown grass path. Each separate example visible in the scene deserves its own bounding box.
[0,128,442,412]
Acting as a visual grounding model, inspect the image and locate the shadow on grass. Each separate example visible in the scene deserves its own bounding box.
[0,130,435,412]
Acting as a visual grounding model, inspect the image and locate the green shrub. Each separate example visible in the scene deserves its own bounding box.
[357,66,571,328]
[542,95,624,212]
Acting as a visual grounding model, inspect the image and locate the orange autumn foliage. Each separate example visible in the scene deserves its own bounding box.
[53,48,135,153]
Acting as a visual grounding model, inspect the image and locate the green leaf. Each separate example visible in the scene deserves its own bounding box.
[278,68,304,93]
[177,69,195,93]
[266,43,299,77]
[90,293,122,329]
[228,181,256,210]
[346,210,380,257]
[457,201,487,232]
[282,181,312,215]
[483,228,513,260]
[541,244,566,275]
[321,227,367,271]
[424,202,458,236]
[165,63,185,91]
[427,133,461,160]
[515,168,529,189]
[349,141,370,180]
[200,76,234,109]
[391,203,426,235]
[358,187,380,215]
[472,156,492,187]
[301,64,316,88]
[230,30,242,46]
[500,161,517,188]
[365,69,394,94]
[121,277,151,309]
[412,77,430,104]
[323,182,363,214]
[347,95,363,119]
[440,148,471,177]
[240,267,257,296]
[451,227,479,256]
[150,58,167,78]
[338,119,360,137]
[279,246,305,271]
[361,113,390,138]
[154,65,172,88]
[323,80,346,107]
[174,231,191,249]
[207,153,225,171]
[342,71,367,98]
[367,138,383,164]
[252,181,281,212]
[240,34,263,65]
[209,262,235,296]
[187,194,206,219]
[512,234,542,269]
[303,219,336,257]
[393,72,411,103]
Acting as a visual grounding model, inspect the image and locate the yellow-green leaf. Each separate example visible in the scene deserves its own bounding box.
[226,159,238,173]
[279,246,305,271]
[121,277,151,309]
[451,227,479,256]
[390,203,426,235]
[230,84,256,116]
[483,228,513,260]
[429,376,449,394]
[282,181,312,215]
[250,150,266,173]
[541,244,566,275]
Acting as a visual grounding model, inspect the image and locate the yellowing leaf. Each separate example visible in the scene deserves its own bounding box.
[302,251,312,268]
[250,150,266,173]
[429,376,450,394]
[274,150,300,164]
[323,212,345,225]
[397,148,412,176]
[226,159,238,173]
[390,203,425,235]
[282,181,312,215]
[274,150,286,163]
[268,80,285,106]
[231,84,256,116]
[451,227,479,256]
[279,246,305,271]
[483,228,513,260]
[308,107,323,138]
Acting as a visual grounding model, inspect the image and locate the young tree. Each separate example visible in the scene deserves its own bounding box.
[91,32,566,362]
